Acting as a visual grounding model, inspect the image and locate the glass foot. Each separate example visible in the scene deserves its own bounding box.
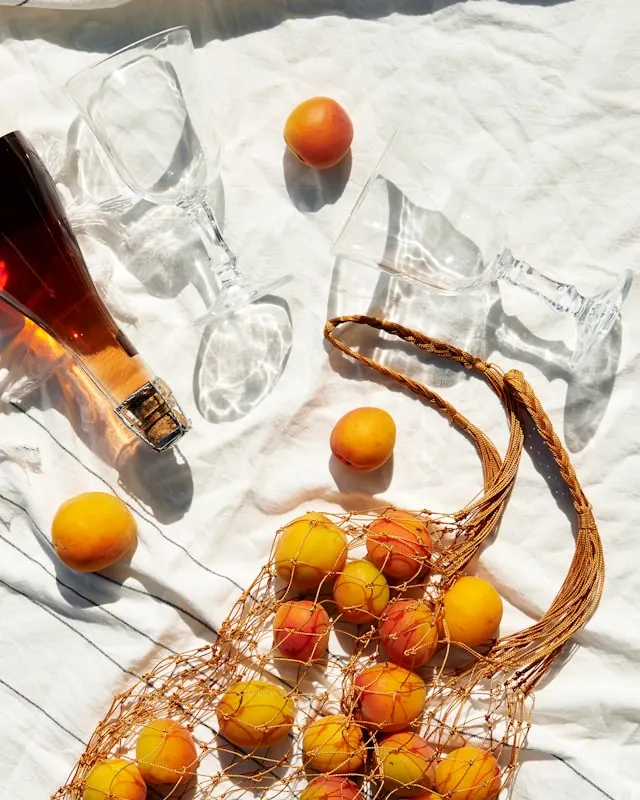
[572,269,633,367]
[193,274,294,326]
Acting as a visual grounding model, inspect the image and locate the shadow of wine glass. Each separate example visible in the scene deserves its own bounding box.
[327,255,494,389]
[119,201,210,300]
[283,148,352,212]
[66,116,227,307]
[193,297,293,424]
[485,295,622,453]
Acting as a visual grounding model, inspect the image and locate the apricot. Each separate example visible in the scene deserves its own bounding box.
[217,680,295,750]
[83,759,146,800]
[330,407,396,472]
[273,600,330,663]
[378,599,439,669]
[353,663,426,732]
[366,510,433,582]
[284,96,353,170]
[52,491,137,573]
[135,718,197,785]
[435,747,501,800]
[301,776,363,800]
[440,576,503,648]
[333,560,390,623]
[274,512,348,590]
[376,732,437,795]
[302,714,366,774]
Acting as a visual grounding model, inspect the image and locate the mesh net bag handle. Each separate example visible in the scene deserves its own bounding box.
[324,314,605,690]
[324,315,524,580]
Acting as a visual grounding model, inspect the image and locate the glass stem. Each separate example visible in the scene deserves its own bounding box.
[183,199,244,291]
[494,249,586,317]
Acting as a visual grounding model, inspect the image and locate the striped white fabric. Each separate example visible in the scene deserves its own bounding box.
[1,3,639,800]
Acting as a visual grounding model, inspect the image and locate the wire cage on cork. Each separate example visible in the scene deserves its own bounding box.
[53,316,604,800]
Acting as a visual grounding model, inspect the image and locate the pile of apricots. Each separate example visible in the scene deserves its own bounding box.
[217,508,504,800]
[80,405,505,800]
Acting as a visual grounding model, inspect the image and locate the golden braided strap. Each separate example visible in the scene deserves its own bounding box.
[324,314,605,689]
[324,314,524,579]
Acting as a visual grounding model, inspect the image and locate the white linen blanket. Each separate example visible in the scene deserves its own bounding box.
[1,2,639,800]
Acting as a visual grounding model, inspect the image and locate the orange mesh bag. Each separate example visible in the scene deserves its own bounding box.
[53,315,603,800]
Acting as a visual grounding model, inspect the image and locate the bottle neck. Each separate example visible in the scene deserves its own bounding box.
[115,378,190,452]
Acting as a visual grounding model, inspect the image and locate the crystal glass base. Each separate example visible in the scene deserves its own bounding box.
[193,274,294,326]
[572,269,633,367]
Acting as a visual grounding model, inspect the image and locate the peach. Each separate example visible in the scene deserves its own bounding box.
[135,718,197,785]
[375,732,437,795]
[217,680,294,750]
[333,560,390,623]
[366,510,433,582]
[378,599,439,669]
[353,663,426,732]
[440,577,503,648]
[302,714,366,774]
[273,600,330,663]
[284,96,353,170]
[274,512,348,590]
[301,776,363,800]
[52,492,137,573]
[330,407,396,472]
[83,759,146,800]
[435,747,501,800]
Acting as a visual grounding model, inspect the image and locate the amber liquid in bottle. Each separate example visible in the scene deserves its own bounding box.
[0,131,188,450]
[0,131,151,402]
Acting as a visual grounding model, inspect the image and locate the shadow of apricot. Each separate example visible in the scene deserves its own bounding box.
[214,731,291,790]
[329,454,394,497]
[146,774,197,800]
[283,148,352,213]
[53,532,138,610]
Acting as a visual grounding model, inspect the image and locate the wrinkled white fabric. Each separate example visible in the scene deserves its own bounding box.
[0,2,639,800]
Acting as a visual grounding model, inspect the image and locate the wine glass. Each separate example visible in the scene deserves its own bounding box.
[65,26,292,324]
[334,131,633,368]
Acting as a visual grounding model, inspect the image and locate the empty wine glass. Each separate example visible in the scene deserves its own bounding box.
[65,26,292,324]
[334,131,633,368]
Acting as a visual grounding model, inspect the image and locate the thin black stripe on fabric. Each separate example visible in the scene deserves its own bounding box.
[10,403,246,593]
[0,580,273,774]
[0,489,218,636]
[0,529,178,656]
[550,755,615,800]
[0,677,86,745]
[0,577,139,679]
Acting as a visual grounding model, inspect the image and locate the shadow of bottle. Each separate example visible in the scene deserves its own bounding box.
[0,307,195,525]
